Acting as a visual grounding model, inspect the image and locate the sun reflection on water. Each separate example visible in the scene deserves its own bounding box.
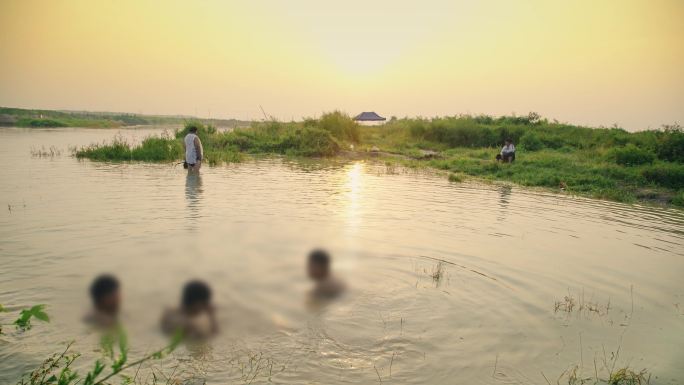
[343,162,363,231]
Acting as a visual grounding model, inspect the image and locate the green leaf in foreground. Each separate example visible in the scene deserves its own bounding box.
[83,360,105,385]
[14,304,50,330]
[110,331,128,373]
[30,305,50,322]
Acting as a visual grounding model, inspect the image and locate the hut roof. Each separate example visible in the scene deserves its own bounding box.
[354,111,386,121]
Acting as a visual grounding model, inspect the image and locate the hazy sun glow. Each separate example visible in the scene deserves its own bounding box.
[1,0,683,129]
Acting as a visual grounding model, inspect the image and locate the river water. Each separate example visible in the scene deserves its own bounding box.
[0,127,683,384]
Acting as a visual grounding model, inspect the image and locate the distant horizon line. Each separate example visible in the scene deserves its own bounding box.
[1,104,678,131]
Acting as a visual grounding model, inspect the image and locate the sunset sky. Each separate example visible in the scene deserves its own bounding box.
[1,0,682,130]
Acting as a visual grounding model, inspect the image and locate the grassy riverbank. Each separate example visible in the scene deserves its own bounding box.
[361,115,684,206]
[74,112,684,207]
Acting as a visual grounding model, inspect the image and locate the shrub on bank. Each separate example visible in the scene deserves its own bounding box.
[419,117,501,147]
[372,114,677,155]
[318,111,360,142]
[607,144,656,166]
[672,190,684,207]
[281,126,341,156]
[217,124,340,157]
[519,131,544,151]
[132,136,183,161]
[641,163,684,189]
[175,121,217,147]
[656,124,684,163]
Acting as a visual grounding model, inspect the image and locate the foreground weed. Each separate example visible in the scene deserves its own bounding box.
[8,304,184,385]
[551,365,650,385]
[14,304,50,330]
[544,342,651,385]
[0,304,50,334]
[17,329,183,385]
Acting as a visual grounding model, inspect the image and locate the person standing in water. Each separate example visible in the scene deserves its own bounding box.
[183,126,203,172]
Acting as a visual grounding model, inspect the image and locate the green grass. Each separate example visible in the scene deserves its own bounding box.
[74,115,348,163]
[672,190,684,206]
[426,149,642,200]
[75,134,184,162]
[360,116,684,207]
[212,122,341,157]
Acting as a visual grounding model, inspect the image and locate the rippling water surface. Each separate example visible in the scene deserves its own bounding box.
[1,127,683,384]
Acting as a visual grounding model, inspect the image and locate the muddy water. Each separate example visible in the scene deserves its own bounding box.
[0,127,683,384]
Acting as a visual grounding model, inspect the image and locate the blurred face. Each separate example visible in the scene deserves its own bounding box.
[184,301,210,316]
[97,289,120,315]
[308,262,329,281]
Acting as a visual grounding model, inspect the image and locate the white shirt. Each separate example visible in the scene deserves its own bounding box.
[184,133,201,164]
[501,143,515,155]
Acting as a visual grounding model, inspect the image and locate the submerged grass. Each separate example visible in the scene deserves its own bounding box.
[74,112,684,207]
[552,365,650,385]
[30,146,62,158]
[553,291,611,319]
[553,353,653,385]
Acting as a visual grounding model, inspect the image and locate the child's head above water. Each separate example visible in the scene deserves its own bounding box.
[90,274,120,316]
[307,249,331,281]
[181,280,212,315]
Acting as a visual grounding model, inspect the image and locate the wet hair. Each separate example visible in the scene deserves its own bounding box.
[308,249,331,268]
[90,274,119,305]
[182,280,212,307]
[188,127,198,133]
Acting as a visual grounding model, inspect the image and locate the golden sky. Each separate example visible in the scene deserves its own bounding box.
[1,0,682,129]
